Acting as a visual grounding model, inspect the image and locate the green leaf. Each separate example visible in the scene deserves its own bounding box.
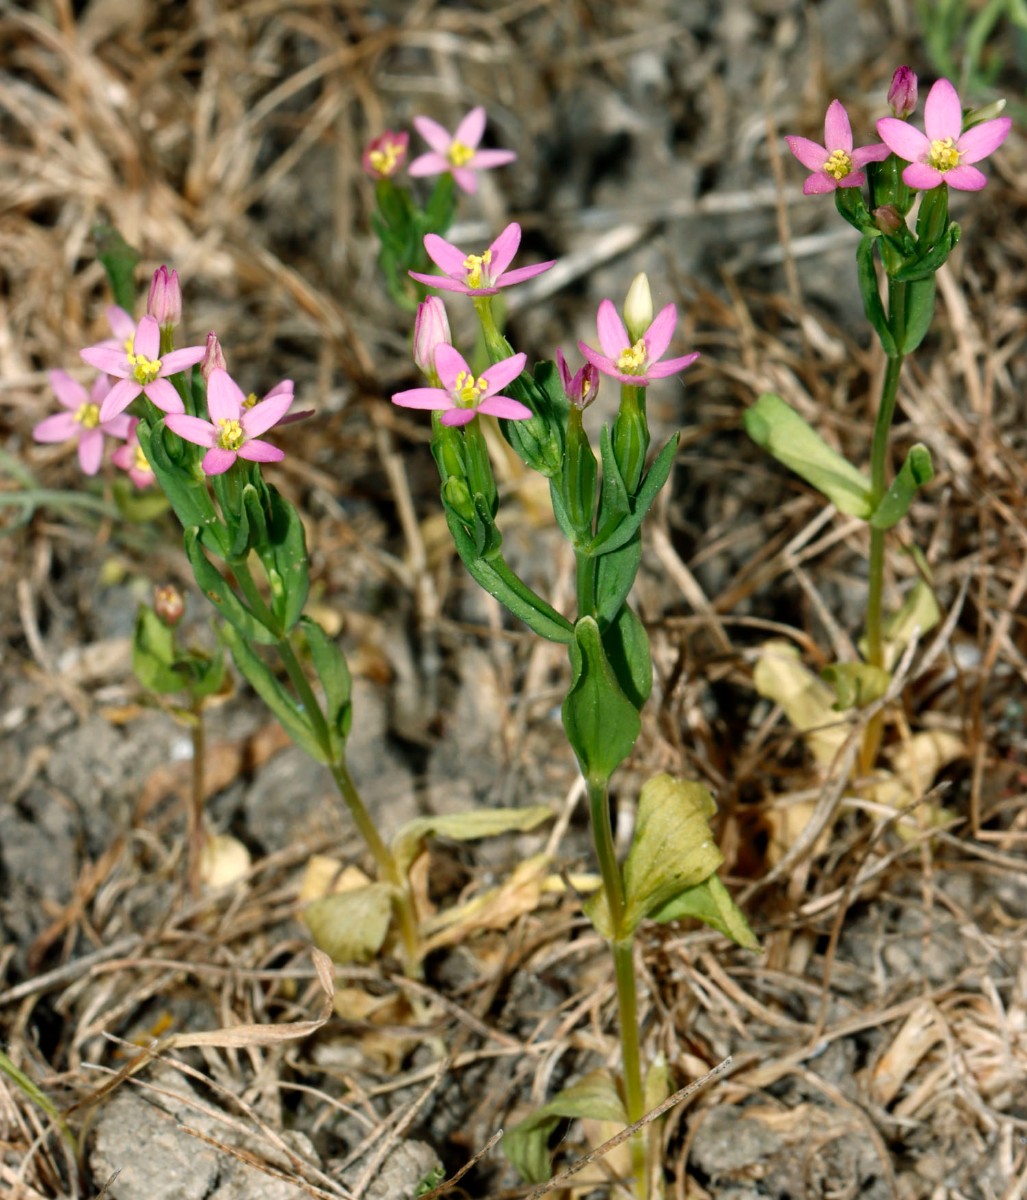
[884,575,941,647]
[93,224,140,314]
[593,532,643,627]
[562,616,641,786]
[300,617,352,761]
[220,621,326,761]
[228,482,269,560]
[586,433,679,557]
[303,883,394,964]
[897,275,937,354]
[184,527,278,644]
[504,1069,627,1184]
[112,478,170,523]
[139,420,229,556]
[258,482,310,635]
[650,873,760,950]
[392,805,552,877]
[601,602,652,712]
[743,393,873,518]
[868,443,934,530]
[856,236,898,356]
[586,774,724,939]
[820,661,892,710]
[132,606,187,694]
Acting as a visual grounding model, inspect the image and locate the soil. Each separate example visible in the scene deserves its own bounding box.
[2,2,1026,1199]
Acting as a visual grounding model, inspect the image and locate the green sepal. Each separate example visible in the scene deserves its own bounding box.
[601,602,652,712]
[93,224,140,314]
[220,621,326,761]
[820,661,891,710]
[138,419,229,557]
[560,407,598,541]
[856,236,898,356]
[743,393,873,517]
[184,527,278,645]
[890,224,960,283]
[867,154,914,217]
[300,616,352,761]
[650,872,760,950]
[562,615,641,785]
[834,186,877,235]
[868,443,934,530]
[503,1069,627,1184]
[228,481,269,560]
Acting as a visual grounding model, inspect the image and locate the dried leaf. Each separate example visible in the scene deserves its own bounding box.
[392,805,553,876]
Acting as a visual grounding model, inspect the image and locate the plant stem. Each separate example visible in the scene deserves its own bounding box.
[187,705,206,897]
[587,777,647,1199]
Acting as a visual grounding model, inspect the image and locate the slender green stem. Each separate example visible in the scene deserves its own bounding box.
[187,706,206,898]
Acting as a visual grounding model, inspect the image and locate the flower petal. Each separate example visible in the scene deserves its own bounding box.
[440,408,476,426]
[646,352,701,379]
[106,305,136,341]
[451,167,478,194]
[101,414,132,438]
[206,369,245,423]
[142,378,185,413]
[80,345,131,377]
[469,149,517,170]
[902,162,943,190]
[823,100,853,152]
[453,106,486,150]
[957,116,1012,164]
[33,412,79,443]
[488,223,522,279]
[876,117,930,163]
[407,151,448,178]
[924,77,962,142]
[99,378,142,422]
[238,439,285,463]
[49,369,86,410]
[160,346,206,376]
[202,447,237,475]
[407,271,480,295]
[785,135,828,171]
[836,171,866,188]
[433,343,472,391]
[77,429,104,475]
[851,143,891,167]
[423,233,470,278]
[133,315,161,359]
[495,261,556,288]
[242,389,293,437]
[412,115,453,155]
[943,163,988,191]
[478,395,533,421]
[577,342,619,379]
[479,353,527,396]
[643,304,678,363]
[803,173,838,194]
[165,414,218,447]
[595,299,630,359]
[392,386,452,411]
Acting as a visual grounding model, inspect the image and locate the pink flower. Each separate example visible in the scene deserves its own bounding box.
[409,223,555,297]
[887,66,918,119]
[164,369,294,475]
[81,315,206,422]
[392,344,531,427]
[578,300,699,387]
[413,296,452,376]
[111,417,156,488]
[556,349,599,409]
[147,265,181,330]
[408,107,516,194]
[786,99,890,195]
[877,77,1011,192]
[33,371,130,475]
[362,130,409,179]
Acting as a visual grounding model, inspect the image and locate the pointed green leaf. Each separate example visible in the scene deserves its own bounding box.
[586,433,679,558]
[504,1069,627,1184]
[868,443,934,530]
[303,883,394,964]
[856,236,898,356]
[184,528,278,644]
[650,873,760,950]
[601,602,652,712]
[300,617,352,760]
[593,532,643,627]
[392,805,552,877]
[897,276,937,354]
[743,393,873,518]
[93,224,140,314]
[138,420,229,556]
[258,483,310,635]
[820,661,891,710]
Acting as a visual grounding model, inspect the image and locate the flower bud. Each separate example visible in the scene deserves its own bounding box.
[413,297,451,380]
[622,273,653,343]
[964,97,1006,128]
[200,332,226,382]
[153,584,185,627]
[872,205,904,235]
[362,130,409,179]
[887,66,918,119]
[147,265,182,330]
[556,349,599,410]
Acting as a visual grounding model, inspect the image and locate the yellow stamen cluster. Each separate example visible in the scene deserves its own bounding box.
[823,148,853,180]
[243,392,259,409]
[463,249,492,290]
[74,402,101,429]
[369,140,403,176]
[448,140,475,167]
[216,418,245,451]
[128,353,162,385]
[929,137,961,172]
[134,443,152,474]
[453,371,488,408]
[616,340,647,374]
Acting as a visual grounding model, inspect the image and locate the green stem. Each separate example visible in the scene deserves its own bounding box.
[187,705,206,898]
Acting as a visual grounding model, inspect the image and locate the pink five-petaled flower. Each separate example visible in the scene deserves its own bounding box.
[408,107,516,195]
[81,314,205,422]
[409,223,555,297]
[33,371,130,475]
[164,369,294,476]
[556,349,599,410]
[392,344,531,427]
[578,300,699,387]
[786,100,890,195]
[111,417,156,489]
[362,130,409,179]
[877,77,1011,192]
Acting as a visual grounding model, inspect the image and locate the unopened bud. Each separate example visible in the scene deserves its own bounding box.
[556,349,599,410]
[153,584,185,627]
[873,205,904,235]
[964,97,1006,128]
[147,265,182,330]
[413,297,451,379]
[362,130,409,179]
[887,66,918,119]
[200,332,226,382]
[622,273,653,343]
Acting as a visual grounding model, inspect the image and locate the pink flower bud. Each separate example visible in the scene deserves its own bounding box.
[887,66,918,119]
[873,205,904,234]
[200,332,226,382]
[413,297,451,378]
[556,349,599,410]
[146,265,182,329]
[153,584,185,627]
[362,130,409,179]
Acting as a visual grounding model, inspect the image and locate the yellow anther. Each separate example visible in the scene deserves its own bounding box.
[616,340,647,374]
[929,137,961,171]
[824,148,853,180]
[123,335,135,355]
[128,353,162,385]
[453,370,488,407]
[369,141,402,176]
[448,141,475,167]
[134,443,152,474]
[243,392,259,409]
[74,402,101,429]
[462,249,492,290]
[216,418,245,451]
